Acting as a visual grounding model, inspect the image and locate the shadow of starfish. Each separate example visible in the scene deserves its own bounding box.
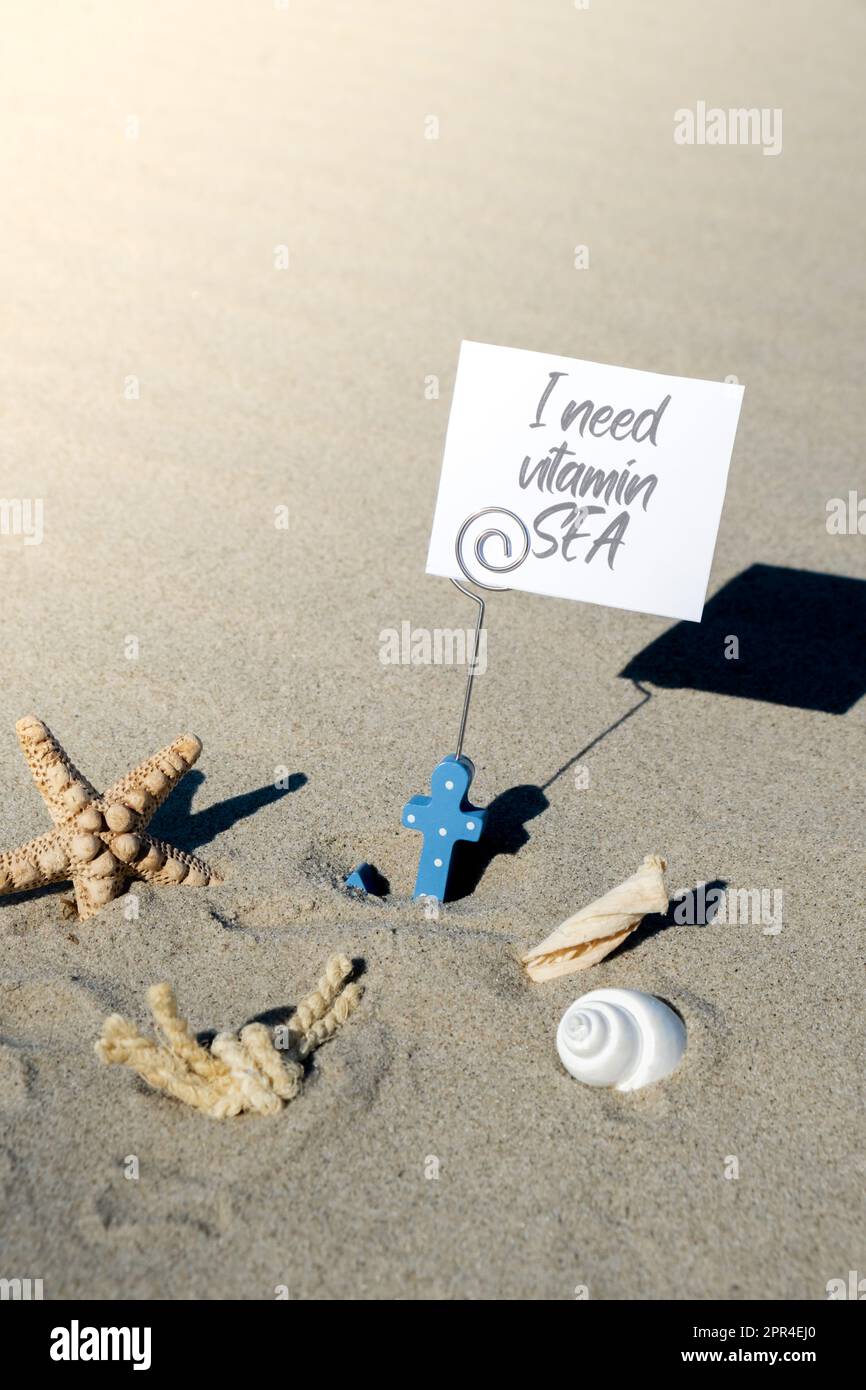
[149,769,307,854]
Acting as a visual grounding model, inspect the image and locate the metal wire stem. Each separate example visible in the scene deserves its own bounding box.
[449,507,529,758]
[451,577,485,760]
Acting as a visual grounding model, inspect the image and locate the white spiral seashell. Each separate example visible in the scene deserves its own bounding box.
[556,988,686,1092]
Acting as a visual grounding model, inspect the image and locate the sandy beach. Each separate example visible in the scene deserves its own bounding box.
[0,0,864,1300]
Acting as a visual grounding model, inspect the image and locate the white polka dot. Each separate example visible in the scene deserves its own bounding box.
[407,814,415,824]
[445,779,454,790]
[434,858,443,868]
[438,827,447,836]
[466,820,475,830]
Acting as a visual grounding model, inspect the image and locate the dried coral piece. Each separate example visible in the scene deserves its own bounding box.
[95,954,364,1118]
[0,715,220,920]
[522,854,668,982]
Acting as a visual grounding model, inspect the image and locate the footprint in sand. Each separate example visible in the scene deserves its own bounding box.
[78,1175,235,1248]
[0,1142,37,1224]
[0,977,105,1042]
[0,1043,36,1112]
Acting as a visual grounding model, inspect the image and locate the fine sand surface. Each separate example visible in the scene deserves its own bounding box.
[1,0,864,1299]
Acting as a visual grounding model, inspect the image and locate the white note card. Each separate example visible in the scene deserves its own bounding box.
[426,341,744,622]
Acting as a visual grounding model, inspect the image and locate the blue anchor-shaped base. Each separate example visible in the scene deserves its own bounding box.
[402,754,487,901]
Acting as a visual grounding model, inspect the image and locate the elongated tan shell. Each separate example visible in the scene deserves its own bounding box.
[522,854,668,982]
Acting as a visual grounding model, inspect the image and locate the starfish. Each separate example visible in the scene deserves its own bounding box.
[0,715,221,920]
